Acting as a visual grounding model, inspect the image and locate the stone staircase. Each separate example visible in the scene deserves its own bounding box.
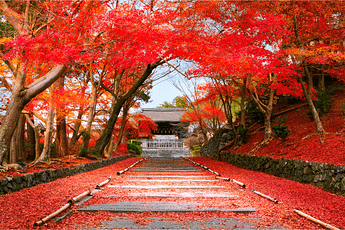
[78,157,263,229]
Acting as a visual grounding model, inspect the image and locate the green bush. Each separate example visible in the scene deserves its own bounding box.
[272,117,290,140]
[191,145,201,157]
[126,141,142,157]
[246,104,265,125]
[237,127,249,145]
[308,89,333,120]
[314,89,333,115]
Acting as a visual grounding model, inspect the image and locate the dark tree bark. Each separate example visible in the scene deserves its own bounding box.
[111,102,130,155]
[26,114,36,161]
[69,107,84,150]
[9,114,26,164]
[55,77,69,157]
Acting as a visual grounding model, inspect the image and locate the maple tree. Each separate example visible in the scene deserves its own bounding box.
[249,1,345,134]
[0,0,108,165]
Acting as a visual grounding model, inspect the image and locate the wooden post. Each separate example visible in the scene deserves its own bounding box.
[252,190,278,203]
[294,209,340,230]
[231,179,246,188]
[34,203,72,226]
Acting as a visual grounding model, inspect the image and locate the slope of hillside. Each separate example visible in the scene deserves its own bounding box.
[229,88,345,166]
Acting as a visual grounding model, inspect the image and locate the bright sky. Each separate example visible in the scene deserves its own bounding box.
[140,60,191,109]
[140,78,183,109]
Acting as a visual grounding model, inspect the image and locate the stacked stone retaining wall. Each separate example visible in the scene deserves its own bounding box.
[202,150,345,196]
[0,154,130,195]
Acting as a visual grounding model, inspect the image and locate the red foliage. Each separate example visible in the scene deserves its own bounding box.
[230,90,345,166]
[191,157,345,229]
[1,157,344,229]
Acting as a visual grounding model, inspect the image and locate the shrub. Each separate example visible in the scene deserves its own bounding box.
[237,127,249,145]
[314,89,333,115]
[308,89,333,120]
[191,145,201,156]
[272,117,290,140]
[126,140,142,157]
[246,102,265,124]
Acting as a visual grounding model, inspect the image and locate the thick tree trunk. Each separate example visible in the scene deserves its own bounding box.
[0,65,66,165]
[9,114,26,164]
[55,77,69,157]
[56,117,69,157]
[93,61,162,155]
[26,114,36,161]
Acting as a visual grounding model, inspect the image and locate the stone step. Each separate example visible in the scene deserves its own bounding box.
[78,201,256,213]
[108,185,226,189]
[127,176,213,178]
[128,179,217,182]
[107,192,237,198]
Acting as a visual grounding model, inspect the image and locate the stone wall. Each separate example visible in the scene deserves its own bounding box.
[203,151,345,195]
[199,126,235,157]
[0,155,130,195]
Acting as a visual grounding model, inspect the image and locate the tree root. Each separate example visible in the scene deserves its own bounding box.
[302,131,330,144]
[250,137,273,153]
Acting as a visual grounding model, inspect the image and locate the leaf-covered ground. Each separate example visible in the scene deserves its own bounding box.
[1,157,344,229]
[230,89,345,165]
[0,149,128,179]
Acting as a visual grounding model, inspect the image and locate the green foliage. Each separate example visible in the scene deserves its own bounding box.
[81,129,90,139]
[158,96,188,109]
[248,107,265,125]
[126,140,142,157]
[272,117,290,140]
[237,127,249,145]
[314,89,333,115]
[191,145,201,156]
[50,143,58,158]
[79,146,88,157]
[308,89,333,120]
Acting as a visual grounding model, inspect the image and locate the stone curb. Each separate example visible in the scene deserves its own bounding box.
[0,154,130,195]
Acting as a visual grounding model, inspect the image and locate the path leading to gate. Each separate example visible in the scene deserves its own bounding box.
[77,157,283,229]
[1,156,344,229]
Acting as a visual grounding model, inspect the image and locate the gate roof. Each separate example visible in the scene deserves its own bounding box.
[138,108,187,122]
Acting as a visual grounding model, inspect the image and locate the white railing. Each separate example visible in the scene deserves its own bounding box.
[138,139,186,149]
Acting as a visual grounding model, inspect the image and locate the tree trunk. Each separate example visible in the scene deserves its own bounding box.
[299,61,325,134]
[56,117,69,157]
[34,104,55,164]
[248,86,275,142]
[318,71,325,91]
[25,114,41,161]
[9,114,26,164]
[240,79,247,129]
[93,61,162,155]
[69,107,84,150]
[82,72,99,151]
[55,77,69,157]
[112,104,129,154]
[292,14,324,134]
[26,114,36,161]
[0,65,66,165]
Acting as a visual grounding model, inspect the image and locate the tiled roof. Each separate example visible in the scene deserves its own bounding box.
[138,108,187,122]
